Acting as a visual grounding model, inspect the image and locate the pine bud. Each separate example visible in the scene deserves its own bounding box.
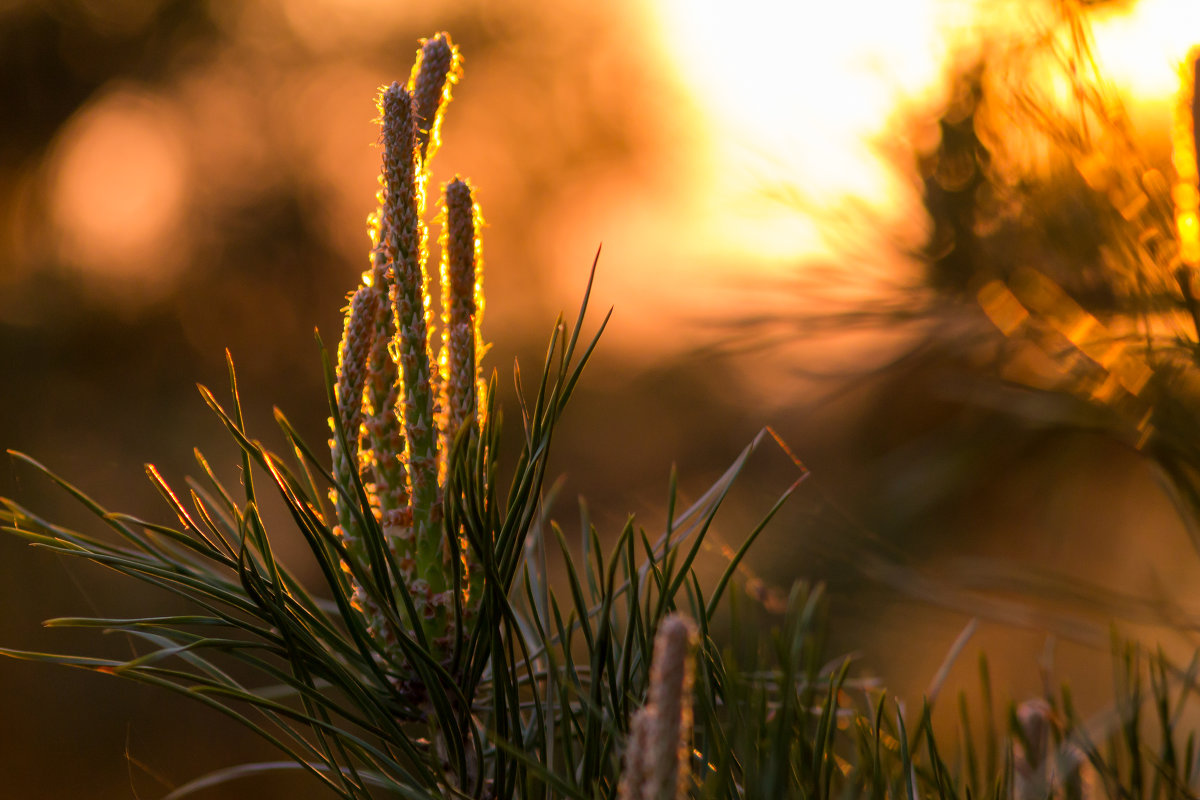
[410,32,462,164]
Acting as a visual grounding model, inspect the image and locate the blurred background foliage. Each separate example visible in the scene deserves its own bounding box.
[4,0,1200,796]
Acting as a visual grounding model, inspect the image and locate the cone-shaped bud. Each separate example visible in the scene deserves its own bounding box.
[618,708,652,800]
[1013,698,1052,800]
[409,32,461,164]
[439,176,486,618]
[380,81,445,633]
[330,279,392,638]
[365,114,414,576]
[381,83,423,274]
[642,614,697,800]
[333,283,380,473]
[442,176,483,441]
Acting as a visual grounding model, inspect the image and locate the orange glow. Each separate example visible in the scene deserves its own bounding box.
[49,88,189,297]
[977,281,1029,336]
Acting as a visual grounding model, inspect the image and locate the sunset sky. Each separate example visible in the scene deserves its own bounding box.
[25,0,1200,359]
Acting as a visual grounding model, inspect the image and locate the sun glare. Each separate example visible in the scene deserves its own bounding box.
[1090,0,1200,99]
[647,0,950,267]
[646,0,1200,276]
